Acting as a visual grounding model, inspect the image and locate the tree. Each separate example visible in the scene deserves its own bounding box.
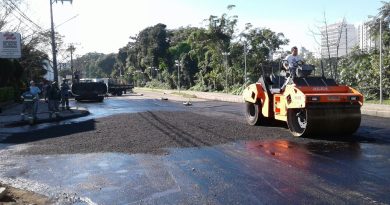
[367,1,390,49]
[0,0,51,88]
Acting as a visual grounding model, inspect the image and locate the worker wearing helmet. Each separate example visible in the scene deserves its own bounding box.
[21,81,41,119]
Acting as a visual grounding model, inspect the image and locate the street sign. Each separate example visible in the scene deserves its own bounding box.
[0,32,21,59]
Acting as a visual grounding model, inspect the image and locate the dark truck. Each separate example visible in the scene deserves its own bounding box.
[71,79,107,102]
[105,78,134,96]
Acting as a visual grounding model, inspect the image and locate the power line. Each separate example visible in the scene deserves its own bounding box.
[55,14,79,29]
[5,0,43,30]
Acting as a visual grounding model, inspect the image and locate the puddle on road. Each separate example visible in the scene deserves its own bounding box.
[73,98,184,120]
[1,139,390,204]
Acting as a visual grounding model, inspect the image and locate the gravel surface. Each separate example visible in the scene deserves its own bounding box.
[1,110,291,155]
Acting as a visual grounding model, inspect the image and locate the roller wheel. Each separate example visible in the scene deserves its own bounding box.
[287,108,309,137]
[287,107,361,137]
[245,102,264,126]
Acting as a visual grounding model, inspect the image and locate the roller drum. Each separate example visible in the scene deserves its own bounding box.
[288,104,361,137]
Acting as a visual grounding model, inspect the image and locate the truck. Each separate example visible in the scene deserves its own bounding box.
[99,78,134,96]
[71,78,107,102]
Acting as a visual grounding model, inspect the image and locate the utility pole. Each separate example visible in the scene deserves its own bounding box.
[175,60,180,92]
[345,26,348,56]
[67,44,75,82]
[222,52,230,93]
[244,42,247,87]
[148,66,155,79]
[379,18,383,104]
[49,0,73,84]
[49,0,58,83]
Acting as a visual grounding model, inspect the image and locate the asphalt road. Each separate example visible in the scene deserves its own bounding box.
[0,93,389,204]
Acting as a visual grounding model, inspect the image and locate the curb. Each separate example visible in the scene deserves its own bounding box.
[3,110,90,127]
[361,109,390,118]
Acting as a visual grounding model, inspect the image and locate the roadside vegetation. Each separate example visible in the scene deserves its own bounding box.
[366,99,390,105]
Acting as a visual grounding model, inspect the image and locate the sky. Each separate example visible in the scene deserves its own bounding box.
[20,0,384,57]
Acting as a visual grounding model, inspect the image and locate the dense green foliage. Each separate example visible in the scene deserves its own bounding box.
[74,6,289,92]
[338,49,390,100]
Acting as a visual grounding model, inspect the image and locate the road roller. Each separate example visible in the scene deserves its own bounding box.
[243,61,363,137]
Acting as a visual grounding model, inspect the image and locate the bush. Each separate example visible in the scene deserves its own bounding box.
[145,79,171,89]
[0,87,16,103]
[189,83,209,92]
[229,84,245,95]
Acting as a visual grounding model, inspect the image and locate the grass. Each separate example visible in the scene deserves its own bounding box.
[134,87,165,93]
[365,99,390,105]
[170,92,197,99]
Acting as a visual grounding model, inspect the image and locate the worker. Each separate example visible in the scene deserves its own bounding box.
[42,80,50,102]
[20,87,36,120]
[60,79,70,110]
[47,81,61,118]
[283,46,304,78]
[28,80,41,119]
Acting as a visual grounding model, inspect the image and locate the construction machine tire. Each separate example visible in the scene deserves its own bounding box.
[245,102,264,126]
[287,106,361,137]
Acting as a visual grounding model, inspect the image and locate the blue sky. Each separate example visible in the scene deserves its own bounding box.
[24,0,384,56]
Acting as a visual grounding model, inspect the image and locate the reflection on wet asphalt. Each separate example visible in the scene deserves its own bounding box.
[71,98,186,123]
[0,139,389,204]
[0,97,390,204]
[0,98,184,135]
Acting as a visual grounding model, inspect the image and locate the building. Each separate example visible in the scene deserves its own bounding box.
[271,47,314,61]
[357,21,378,52]
[320,21,358,58]
[300,47,312,59]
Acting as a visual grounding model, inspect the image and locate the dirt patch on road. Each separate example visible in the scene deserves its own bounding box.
[2,111,290,155]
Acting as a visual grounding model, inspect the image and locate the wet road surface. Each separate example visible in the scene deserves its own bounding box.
[0,95,390,204]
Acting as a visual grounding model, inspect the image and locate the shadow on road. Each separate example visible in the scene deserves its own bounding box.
[0,119,96,144]
[303,125,390,144]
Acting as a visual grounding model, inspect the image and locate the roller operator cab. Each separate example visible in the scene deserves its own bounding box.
[243,60,363,137]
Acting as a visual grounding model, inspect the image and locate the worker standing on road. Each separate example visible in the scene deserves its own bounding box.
[20,87,36,120]
[60,79,70,110]
[42,80,50,102]
[47,81,61,118]
[28,80,41,119]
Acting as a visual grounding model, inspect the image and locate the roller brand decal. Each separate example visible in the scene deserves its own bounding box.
[312,87,328,91]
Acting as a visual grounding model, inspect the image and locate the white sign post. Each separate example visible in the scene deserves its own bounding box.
[0,32,21,59]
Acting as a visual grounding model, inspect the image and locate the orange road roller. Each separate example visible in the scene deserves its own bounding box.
[243,61,363,137]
